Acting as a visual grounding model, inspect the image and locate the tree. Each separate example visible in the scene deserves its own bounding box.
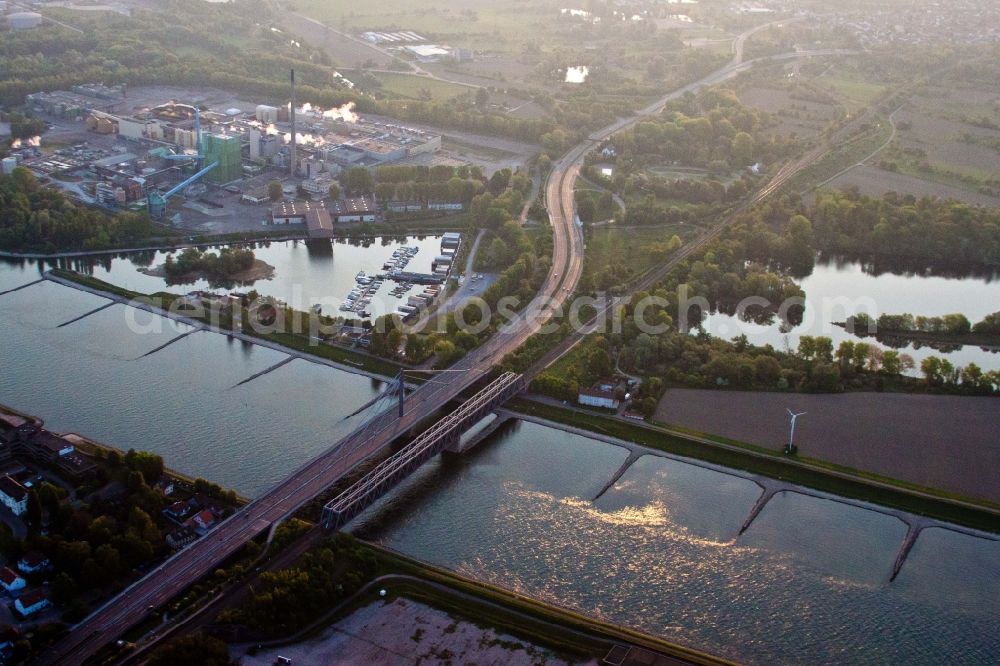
[921,356,943,385]
[483,236,509,269]
[881,349,902,376]
[475,87,489,108]
[38,482,61,516]
[26,489,41,529]
[327,182,341,201]
[148,634,233,666]
[851,342,871,371]
[125,449,164,484]
[51,572,78,606]
[588,348,613,379]
[754,355,782,384]
[343,166,374,195]
[972,311,1000,335]
[267,180,283,201]
[730,131,755,165]
[798,335,816,361]
[808,362,841,392]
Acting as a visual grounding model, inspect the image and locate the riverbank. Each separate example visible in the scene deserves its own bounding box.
[0,217,469,260]
[46,268,406,381]
[835,321,1000,350]
[140,258,276,285]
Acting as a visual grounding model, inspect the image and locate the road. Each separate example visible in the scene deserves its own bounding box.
[815,104,903,190]
[41,22,847,665]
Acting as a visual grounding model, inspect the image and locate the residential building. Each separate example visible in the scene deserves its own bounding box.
[166,526,197,549]
[0,476,28,516]
[184,509,217,535]
[14,589,50,617]
[24,431,74,463]
[0,567,26,594]
[164,500,191,521]
[156,477,176,497]
[17,552,49,575]
[0,625,22,651]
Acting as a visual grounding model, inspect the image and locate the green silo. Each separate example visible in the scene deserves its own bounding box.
[202,133,242,184]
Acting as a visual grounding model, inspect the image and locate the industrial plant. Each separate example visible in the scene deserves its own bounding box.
[8,75,443,225]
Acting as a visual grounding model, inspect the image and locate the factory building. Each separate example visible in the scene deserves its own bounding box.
[202,133,242,184]
[256,105,279,124]
[173,127,197,149]
[330,197,378,223]
[117,117,163,141]
[247,129,280,161]
[84,115,116,134]
[404,44,453,63]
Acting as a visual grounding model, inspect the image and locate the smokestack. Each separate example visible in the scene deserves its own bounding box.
[290,69,297,177]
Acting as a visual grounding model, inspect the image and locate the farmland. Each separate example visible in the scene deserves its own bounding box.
[826,165,1000,207]
[655,389,1000,505]
[365,71,474,101]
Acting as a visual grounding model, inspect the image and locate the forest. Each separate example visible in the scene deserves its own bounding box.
[530,186,1000,407]
[164,247,256,282]
[0,168,158,252]
[810,190,1000,267]
[215,534,376,636]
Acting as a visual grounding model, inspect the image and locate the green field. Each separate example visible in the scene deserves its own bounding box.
[819,77,886,110]
[290,0,555,49]
[366,72,473,101]
[581,224,692,290]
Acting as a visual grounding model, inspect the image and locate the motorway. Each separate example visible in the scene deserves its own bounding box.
[42,21,844,665]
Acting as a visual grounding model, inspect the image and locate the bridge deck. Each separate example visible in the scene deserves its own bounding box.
[323,372,524,529]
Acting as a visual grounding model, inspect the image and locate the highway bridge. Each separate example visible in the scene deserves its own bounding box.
[41,23,856,665]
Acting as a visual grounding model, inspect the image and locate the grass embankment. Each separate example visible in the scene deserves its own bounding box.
[356,541,733,666]
[49,269,403,379]
[509,398,1000,533]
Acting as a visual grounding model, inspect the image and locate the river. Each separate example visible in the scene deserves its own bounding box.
[2,234,446,320]
[352,419,1000,665]
[699,255,1000,374]
[0,263,387,497]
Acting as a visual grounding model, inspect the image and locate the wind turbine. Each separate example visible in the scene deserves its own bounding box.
[785,408,806,455]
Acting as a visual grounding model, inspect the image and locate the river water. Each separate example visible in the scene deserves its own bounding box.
[3,257,999,662]
[700,256,1000,373]
[3,235,446,320]
[353,419,1000,665]
[0,264,385,497]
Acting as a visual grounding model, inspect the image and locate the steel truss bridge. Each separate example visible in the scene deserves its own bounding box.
[322,372,524,529]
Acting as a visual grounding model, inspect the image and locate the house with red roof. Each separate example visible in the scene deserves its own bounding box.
[0,567,25,594]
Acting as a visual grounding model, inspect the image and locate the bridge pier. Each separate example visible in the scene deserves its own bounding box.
[321,373,524,530]
[444,412,511,455]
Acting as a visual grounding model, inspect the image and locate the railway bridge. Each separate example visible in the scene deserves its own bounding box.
[322,371,524,529]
